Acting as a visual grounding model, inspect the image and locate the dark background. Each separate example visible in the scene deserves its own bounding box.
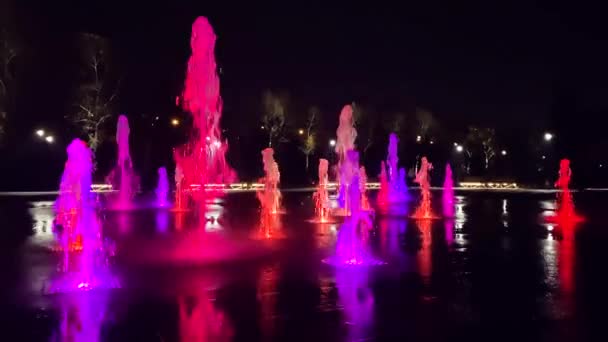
[2,0,608,190]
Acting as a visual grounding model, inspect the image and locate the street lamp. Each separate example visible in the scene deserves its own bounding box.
[416,135,422,143]
[329,139,336,147]
[455,145,463,153]
[170,118,180,127]
[501,150,507,156]
[298,129,304,135]
[544,132,553,142]
[45,136,54,143]
[36,129,45,137]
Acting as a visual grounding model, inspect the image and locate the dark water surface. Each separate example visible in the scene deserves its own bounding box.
[1,190,608,341]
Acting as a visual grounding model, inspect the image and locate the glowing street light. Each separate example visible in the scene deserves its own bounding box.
[35,129,45,137]
[170,118,180,127]
[416,135,422,143]
[501,150,507,156]
[329,139,336,147]
[45,136,54,143]
[544,132,553,142]
[455,145,463,153]
[298,129,304,135]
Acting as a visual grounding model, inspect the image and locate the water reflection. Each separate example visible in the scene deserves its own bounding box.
[315,223,337,249]
[415,219,432,281]
[29,203,55,245]
[51,290,109,342]
[336,268,374,341]
[257,264,279,339]
[178,290,233,342]
[156,210,169,233]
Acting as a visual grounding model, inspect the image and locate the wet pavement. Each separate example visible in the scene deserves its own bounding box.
[1,190,608,341]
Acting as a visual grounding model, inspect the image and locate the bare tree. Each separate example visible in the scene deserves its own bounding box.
[0,28,18,144]
[70,33,119,152]
[261,90,288,147]
[466,126,496,171]
[415,108,435,140]
[299,106,319,171]
[351,102,377,158]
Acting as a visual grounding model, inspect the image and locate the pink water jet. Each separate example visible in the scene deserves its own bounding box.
[335,105,357,209]
[173,17,236,218]
[257,148,282,220]
[324,150,384,266]
[155,167,169,208]
[412,156,437,219]
[312,158,331,222]
[379,133,409,205]
[106,115,139,209]
[442,163,455,218]
[52,139,118,293]
[547,158,583,223]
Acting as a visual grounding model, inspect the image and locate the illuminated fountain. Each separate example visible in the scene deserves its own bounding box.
[360,166,371,211]
[412,156,437,219]
[51,139,118,293]
[442,163,455,218]
[335,105,357,210]
[312,158,331,223]
[106,115,139,209]
[379,133,409,205]
[324,150,384,266]
[155,167,169,208]
[173,17,236,220]
[173,163,187,211]
[257,147,282,218]
[547,158,583,223]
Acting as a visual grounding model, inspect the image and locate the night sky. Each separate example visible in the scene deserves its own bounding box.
[2,0,608,189]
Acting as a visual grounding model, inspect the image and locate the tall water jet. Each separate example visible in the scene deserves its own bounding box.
[442,163,455,218]
[52,139,118,292]
[412,156,437,219]
[257,148,282,217]
[156,167,169,208]
[174,163,186,211]
[325,150,383,266]
[335,105,357,209]
[174,17,236,216]
[312,158,331,222]
[106,115,138,209]
[385,133,409,203]
[549,158,583,223]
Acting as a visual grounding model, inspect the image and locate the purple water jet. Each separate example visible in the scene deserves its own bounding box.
[155,167,169,208]
[442,163,455,218]
[325,150,384,266]
[51,139,118,292]
[106,115,139,209]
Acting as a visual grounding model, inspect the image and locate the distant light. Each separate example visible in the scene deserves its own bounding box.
[544,132,553,141]
[206,136,211,141]
[45,136,54,143]
[155,116,159,121]
[416,135,422,142]
[542,155,546,160]
[456,145,463,153]
[260,125,265,129]
[547,225,554,231]
[600,164,603,168]
[298,129,304,135]
[453,142,458,147]
[329,139,336,147]
[35,129,45,137]
[501,150,507,156]
[170,118,180,127]
[430,140,434,145]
